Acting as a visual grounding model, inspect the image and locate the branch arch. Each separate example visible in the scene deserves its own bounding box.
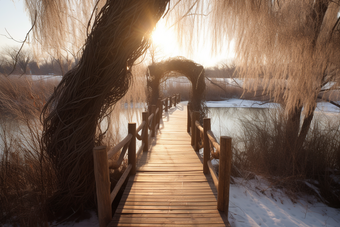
[146,57,207,119]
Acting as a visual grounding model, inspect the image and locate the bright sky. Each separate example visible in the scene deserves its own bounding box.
[0,0,32,50]
[151,19,235,67]
[0,1,234,67]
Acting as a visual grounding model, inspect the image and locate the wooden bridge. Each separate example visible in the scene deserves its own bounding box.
[93,95,232,227]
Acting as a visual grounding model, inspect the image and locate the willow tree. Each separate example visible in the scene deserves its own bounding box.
[174,0,340,169]
[25,0,170,215]
[210,0,340,173]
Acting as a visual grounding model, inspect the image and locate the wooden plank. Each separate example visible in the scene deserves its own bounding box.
[127,185,213,190]
[118,205,218,210]
[112,217,225,224]
[122,201,217,206]
[124,191,216,196]
[112,213,222,218]
[138,163,202,166]
[110,105,229,227]
[117,209,220,214]
[109,223,226,227]
[121,196,217,202]
[132,172,204,176]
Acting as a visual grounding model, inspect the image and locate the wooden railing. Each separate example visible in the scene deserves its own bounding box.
[187,103,232,216]
[93,94,180,227]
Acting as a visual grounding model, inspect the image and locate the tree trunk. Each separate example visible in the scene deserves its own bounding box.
[296,109,315,152]
[284,106,302,176]
[284,103,315,176]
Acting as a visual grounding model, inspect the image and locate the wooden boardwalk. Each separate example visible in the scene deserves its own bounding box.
[109,104,229,226]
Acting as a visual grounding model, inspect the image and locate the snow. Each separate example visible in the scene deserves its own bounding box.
[206,98,340,113]
[229,177,340,227]
[52,212,99,227]
[206,99,279,109]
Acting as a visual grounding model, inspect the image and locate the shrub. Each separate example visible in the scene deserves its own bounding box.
[233,107,340,207]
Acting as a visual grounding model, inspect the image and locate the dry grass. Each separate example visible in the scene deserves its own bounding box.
[233,108,340,207]
[0,75,58,119]
[0,75,58,225]
[0,67,147,225]
[0,117,55,226]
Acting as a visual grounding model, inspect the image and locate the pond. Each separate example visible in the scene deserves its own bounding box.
[208,106,340,141]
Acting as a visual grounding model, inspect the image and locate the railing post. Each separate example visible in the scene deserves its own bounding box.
[165,99,168,112]
[157,98,162,128]
[142,112,148,152]
[194,113,200,152]
[151,105,156,137]
[187,103,191,133]
[128,123,136,175]
[174,95,177,107]
[178,94,181,103]
[203,118,211,174]
[191,111,199,147]
[217,136,232,216]
[93,146,111,227]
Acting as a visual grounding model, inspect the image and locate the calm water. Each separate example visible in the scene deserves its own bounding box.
[2,105,339,157]
[207,107,340,141]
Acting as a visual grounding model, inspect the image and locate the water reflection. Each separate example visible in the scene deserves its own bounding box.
[207,107,340,141]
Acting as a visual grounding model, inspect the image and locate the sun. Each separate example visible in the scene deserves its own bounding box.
[151,23,179,57]
[150,20,235,67]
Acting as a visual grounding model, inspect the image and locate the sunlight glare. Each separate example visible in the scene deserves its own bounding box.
[150,20,235,67]
[151,24,178,57]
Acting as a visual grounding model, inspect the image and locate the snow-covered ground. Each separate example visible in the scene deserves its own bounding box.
[56,99,340,227]
[229,177,340,227]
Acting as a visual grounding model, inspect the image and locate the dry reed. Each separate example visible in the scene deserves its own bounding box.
[0,75,58,118]
[233,108,340,207]
[0,116,56,226]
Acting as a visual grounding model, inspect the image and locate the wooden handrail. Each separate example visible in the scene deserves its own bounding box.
[136,121,145,133]
[207,130,220,158]
[195,120,203,133]
[93,94,179,227]
[187,103,191,133]
[207,160,219,188]
[108,137,131,169]
[151,105,156,137]
[110,164,132,203]
[187,107,232,217]
[148,113,154,122]
[142,112,148,152]
[107,134,132,159]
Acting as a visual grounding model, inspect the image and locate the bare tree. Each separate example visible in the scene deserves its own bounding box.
[3,47,32,74]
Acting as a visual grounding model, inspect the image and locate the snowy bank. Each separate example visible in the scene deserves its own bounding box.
[206,98,340,113]
[229,178,340,227]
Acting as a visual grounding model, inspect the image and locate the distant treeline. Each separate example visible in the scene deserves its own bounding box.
[0,47,78,76]
[205,64,236,78]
